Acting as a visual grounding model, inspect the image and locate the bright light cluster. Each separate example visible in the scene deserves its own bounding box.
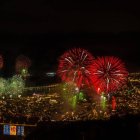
[0,75,25,97]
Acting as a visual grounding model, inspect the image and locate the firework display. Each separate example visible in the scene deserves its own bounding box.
[57,48,94,88]
[61,82,78,109]
[15,55,31,76]
[1,46,140,127]
[61,82,86,109]
[0,51,139,124]
[90,56,128,93]
[0,75,25,97]
[7,75,25,96]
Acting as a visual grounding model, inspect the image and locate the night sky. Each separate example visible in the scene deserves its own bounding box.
[0,1,140,77]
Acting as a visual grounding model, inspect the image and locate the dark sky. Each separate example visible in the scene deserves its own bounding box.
[0,1,140,76]
[1,0,140,33]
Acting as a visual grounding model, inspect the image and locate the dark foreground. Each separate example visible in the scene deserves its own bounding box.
[0,115,140,140]
[25,115,140,140]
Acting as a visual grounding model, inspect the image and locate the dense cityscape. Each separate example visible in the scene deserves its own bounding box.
[0,73,140,124]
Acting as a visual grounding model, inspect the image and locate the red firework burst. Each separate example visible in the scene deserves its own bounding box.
[90,56,128,93]
[16,55,31,74]
[57,48,94,87]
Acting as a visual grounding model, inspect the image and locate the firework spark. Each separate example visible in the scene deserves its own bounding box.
[90,56,128,93]
[57,48,94,87]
